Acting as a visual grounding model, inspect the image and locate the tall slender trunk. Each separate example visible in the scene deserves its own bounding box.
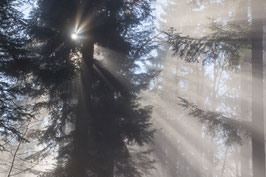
[208,63,218,177]
[195,62,204,177]
[240,143,251,177]
[220,147,228,177]
[240,54,251,177]
[251,0,265,176]
[235,146,240,177]
[71,40,94,177]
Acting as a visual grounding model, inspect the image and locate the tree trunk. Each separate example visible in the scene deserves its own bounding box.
[98,158,115,177]
[195,62,205,177]
[241,143,251,177]
[208,63,218,177]
[71,40,94,177]
[251,1,265,177]
[240,53,251,177]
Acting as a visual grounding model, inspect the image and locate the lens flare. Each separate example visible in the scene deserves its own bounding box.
[71,32,78,40]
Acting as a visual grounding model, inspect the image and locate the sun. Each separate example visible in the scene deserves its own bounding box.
[71,32,79,40]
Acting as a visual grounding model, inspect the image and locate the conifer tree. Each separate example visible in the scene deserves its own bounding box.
[165,1,266,176]
[0,0,33,148]
[27,0,156,176]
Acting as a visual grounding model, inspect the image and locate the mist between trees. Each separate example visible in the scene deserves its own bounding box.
[0,0,266,177]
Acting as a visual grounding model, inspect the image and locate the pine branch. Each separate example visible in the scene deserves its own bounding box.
[178,97,250,145]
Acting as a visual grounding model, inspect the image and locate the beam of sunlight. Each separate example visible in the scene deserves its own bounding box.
[154,117,215,174]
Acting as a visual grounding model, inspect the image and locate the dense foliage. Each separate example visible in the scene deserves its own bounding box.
[25,0,157,176]
[0,0,33,148]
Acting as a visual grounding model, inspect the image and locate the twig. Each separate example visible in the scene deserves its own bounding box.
[7,122,30,177]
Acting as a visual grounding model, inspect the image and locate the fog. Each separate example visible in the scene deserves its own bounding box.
[140,0,266,176]
[1,0,266,176]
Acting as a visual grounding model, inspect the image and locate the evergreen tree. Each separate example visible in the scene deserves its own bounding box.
[0,0,33,149]
[26,0,156,176]
[164,0,266,176]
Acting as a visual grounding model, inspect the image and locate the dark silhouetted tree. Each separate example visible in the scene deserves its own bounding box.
[26,0,157,177]
[0,0,33,149]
